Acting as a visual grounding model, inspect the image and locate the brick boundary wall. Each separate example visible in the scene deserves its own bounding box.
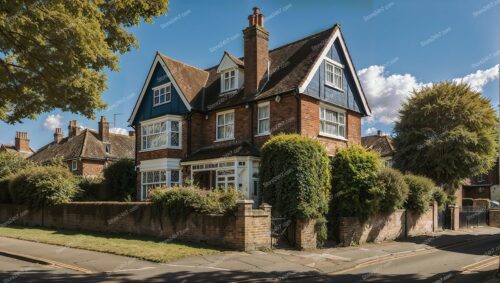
[0,200,271,251]
[338,203,437,246]
[490,208,500,228]
[295,219,317,250]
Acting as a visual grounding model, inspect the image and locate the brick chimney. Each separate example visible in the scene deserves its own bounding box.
[128,131,135,137]
[98,116,110,142]
[54,128,63,143]
[377,130,383,136]
[68,120,80,138]
[14,132,30,152]
[243,7,269,95]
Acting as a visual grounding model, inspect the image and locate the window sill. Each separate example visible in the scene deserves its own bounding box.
[139,146,182,153]
[255,132,270,137]
[220,89,238,95]
[325,83,344,92]
[215,138,235,143]
[153,101,171,107]
[319,133,348,142]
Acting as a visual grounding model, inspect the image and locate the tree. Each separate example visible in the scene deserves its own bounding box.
[103,158,136,200]
[0,1,168,123]
[394,82,498,189]
[377,167,409,213]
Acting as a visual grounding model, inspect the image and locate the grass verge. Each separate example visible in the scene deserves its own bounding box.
[0,226,222,263]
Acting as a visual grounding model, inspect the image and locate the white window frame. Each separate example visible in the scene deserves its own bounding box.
[319,104,347,140]
[221,69,238,93]
[257,102,270,136]
[152,83,172,107]
[140,169,182,200]
[216,110,235,142]
[325,58,344,91]
[140,116,182,151]
[71,160,78,171]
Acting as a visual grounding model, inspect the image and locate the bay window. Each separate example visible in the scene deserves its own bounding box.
[141,169,182,200]
[141,118,182,150]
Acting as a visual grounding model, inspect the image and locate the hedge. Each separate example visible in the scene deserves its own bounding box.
[103,158,137,201]
[331,145,382,220]
[432,188,448,209]
[260,134,331,242]
[377,168,409,213]
[404,174,435,214]
[75,176,104,201]
[9,165,80,207]
[0,152,35,203]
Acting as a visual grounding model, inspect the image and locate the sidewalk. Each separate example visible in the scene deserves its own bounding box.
[0,226,498,282]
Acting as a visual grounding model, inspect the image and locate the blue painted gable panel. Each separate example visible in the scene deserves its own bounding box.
[303,40,364,114]
[132,63,189,125]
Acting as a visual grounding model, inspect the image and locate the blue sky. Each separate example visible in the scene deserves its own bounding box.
[2,0,499,149]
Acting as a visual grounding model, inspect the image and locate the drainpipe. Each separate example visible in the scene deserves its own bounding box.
[250,103,255,145]
[295,88,301,133]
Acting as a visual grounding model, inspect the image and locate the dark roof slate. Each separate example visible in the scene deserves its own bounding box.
[0,144,34,158]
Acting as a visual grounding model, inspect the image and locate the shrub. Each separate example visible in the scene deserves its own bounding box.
[75,176,104,201]
[377,168,409,213]
[462,198,473,206]
[404,174,435,214]
[331,145,382,220]
[9,165,79,207]
[260,134,331,243]
[0,152,34,203]
[432,188,448,208]
[150,187,243,224]
[103,158,137,200]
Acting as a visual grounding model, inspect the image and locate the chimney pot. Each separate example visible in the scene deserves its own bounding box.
[68,120,80,138]
[377,130,383,136]
[14,131,30,152]
[54,128,63,143]
[128,131,135,137]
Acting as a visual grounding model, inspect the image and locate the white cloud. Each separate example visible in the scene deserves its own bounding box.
[358,64,499,125]
[365,127,378,135]
[110,128,129,135]
[43,114,62,130]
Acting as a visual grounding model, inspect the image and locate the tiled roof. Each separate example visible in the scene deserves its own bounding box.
[162,25,339,112]
[362,135,395,158]
[0,144,34,158]
[224,51,245,68]
[182,141,260,162]
[29,130,134,164]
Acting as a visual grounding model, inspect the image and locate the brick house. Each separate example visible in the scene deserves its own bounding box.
[129,8,371,201]
[463,160,500,201]
[0,132,35,158]
[362,130,395,167]
[29,117,135,177]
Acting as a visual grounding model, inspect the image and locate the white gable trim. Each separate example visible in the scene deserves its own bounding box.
[217,54,239,73]
[298,29,372,116]
[128,54,192,124]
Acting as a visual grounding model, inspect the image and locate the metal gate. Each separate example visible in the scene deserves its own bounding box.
[437,208,451,230]
[271,217,292,248]
[459,206,489,229]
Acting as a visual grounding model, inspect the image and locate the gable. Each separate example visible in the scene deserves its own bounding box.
[299,30,371,116]
[129,55,192,125]
[217,54,239,73]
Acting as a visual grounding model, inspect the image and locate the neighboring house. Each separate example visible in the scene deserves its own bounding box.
[129,8,371,201]
[463,160,500,201]
[362,130,395,167]
[0,132,35,158]
[30,117,135,177]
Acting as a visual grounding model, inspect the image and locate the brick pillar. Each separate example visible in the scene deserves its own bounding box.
[235,200,272,251]
[450,205,460,230]
[295,218,317,250]
[432,201,439,232]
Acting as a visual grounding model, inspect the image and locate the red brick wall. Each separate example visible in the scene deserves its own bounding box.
[300,95,362,156]
[81,160,105,177]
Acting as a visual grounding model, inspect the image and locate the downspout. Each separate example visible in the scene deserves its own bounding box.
[250,103,255,145]
[295,88,301,133]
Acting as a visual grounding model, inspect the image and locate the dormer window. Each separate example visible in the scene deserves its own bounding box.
[153,83,171,106]
[325,59,343,91]
[221,69,237,92]
[105,143,111,154]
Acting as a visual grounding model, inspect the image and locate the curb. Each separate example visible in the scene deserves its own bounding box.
[0,249,94,274]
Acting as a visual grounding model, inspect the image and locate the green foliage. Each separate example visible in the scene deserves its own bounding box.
[150,187,243,224]
[0,152,34,203]
[0,1,169,123]
[260,134,331,220]
[331,145,382,220]
[394,82,498,189]
[103,159,137,200]
[9,165,79,207]
[377,168,409,213]
[462,198,473,206]
[404,174,435,214]
[432,188,448,208]
[75,177,103,201]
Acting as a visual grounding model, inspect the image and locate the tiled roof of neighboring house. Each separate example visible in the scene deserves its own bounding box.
[362,134,395,158]
[29,130,134,164]
[182,141,260,162]
[168,25,339,112]
[224,51,245,68]
[0,144,34,158]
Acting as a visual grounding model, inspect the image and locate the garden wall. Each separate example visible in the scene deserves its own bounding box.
[338,203,437,246]
[490,208,500,228]
[0,200,271,251]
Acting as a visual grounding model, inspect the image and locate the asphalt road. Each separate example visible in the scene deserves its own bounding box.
[0,232,498,282]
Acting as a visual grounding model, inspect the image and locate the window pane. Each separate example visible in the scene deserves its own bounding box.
[217,114,224,125]
[339,125,345,137]
[171,170,180,182]
[170,132,179,146]
[217,126,225,139]
[226,112,234,123]
[171,121,179,132]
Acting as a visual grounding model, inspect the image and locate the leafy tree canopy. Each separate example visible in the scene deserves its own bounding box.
[394,82,498,188]
[0,0,168,123]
